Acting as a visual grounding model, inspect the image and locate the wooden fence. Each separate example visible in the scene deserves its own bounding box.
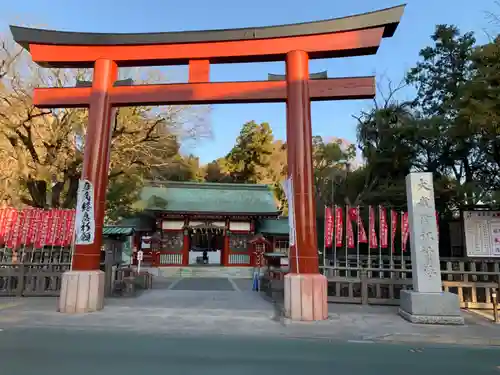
[260,257,500,314]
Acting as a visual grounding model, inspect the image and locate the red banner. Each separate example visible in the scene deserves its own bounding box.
[8,209,24,249]
[335,207,343,247]
[64,209,76,246]
[346,206,355,248]
[35,210,50,248]
[20,208,35,246]
[349,207,367,243]
[402,212,410,252]
[28,209,43,246]
[390,210,398,252]
[54,209,67,247]
[324,207,334,248]
[47,210,60,246]
[379,206,388,248]
[369,206,378,249]
[0,208,8,245]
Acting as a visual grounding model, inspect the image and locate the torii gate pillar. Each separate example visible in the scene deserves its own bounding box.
[284,50,328,320]
[59,59,118,313]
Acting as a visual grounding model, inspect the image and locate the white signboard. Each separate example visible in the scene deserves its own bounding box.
[75,179,95,245]
[463,211,500,257]
[137,250,144,273]
[281,177,296,246]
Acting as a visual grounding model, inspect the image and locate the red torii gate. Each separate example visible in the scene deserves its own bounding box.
[11,4,404,319]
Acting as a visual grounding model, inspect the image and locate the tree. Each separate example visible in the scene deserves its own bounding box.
[406,25,487,206]
[457,36,500,197]
[0,34,209,220]
[204,158,232,183]
[224,121,274,183]
[311,136,355,206]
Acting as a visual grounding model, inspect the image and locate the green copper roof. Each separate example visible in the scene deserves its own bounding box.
[140,181,279,215]
[257,218,289,235]
[102,227,134,236]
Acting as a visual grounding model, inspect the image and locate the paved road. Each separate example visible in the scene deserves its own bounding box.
[0,328,498,375]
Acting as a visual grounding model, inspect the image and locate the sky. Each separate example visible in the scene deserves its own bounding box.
[0,0,496,163]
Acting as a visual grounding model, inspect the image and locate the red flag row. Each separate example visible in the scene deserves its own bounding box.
[0,208,76,248]
[324,206,439,252]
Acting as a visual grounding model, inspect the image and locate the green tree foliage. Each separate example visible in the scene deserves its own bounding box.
[224,121,274,183]
[352,24,500,214]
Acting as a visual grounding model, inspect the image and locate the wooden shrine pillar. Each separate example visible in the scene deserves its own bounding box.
[285,50,319,274]
[182,219,190,266]
[72,59,118,271]
[283,50,327,321]
[59,59,117,313]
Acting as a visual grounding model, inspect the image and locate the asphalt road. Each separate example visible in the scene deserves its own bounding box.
[0,328,499,375]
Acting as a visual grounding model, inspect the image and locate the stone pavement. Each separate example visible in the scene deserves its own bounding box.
[0,277,499,347]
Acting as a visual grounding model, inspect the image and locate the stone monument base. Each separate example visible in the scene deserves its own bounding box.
[399,290,464,325]
[284,273,328,321]
[58,270,105,313]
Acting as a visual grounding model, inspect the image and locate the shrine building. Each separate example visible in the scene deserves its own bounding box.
[131,181,290,276]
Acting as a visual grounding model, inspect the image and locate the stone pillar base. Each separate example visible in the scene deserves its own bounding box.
[399,290,464,325]
[284,273,328,321]
[58,270,105,314]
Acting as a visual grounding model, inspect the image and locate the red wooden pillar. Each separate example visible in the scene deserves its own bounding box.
[182,218,190,266]
[223,219,230,266]
[72,59,117,271]
[285,50,319,274]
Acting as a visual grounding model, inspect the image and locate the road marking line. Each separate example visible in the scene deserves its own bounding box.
[347,340,374,344]
[0,302,22,311]
[228,278,242,292]
[167,279,182,290]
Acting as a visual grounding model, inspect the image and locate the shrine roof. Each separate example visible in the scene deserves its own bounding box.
[140,181,279,215]
[257,218,289,235]
[102,226,134,237]
[10,5,404,49]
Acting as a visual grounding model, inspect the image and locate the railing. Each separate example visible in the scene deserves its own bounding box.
[322,267,412,305]
[0,262,71,297]
[158,252,183,265]
[259,260,500,313]
[321,265,500,309]
[228,253,250,265]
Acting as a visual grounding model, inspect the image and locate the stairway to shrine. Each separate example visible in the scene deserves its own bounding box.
[151,266,254,279]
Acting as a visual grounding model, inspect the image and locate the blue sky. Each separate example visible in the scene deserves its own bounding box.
[0,0,495,163]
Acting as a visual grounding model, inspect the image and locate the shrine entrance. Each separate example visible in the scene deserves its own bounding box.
[10,4,404,319]
[188,223,224,265]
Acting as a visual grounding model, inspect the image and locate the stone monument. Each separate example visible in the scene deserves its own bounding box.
[399,172,464,325]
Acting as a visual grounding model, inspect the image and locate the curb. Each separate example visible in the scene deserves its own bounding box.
[373,333,500,347]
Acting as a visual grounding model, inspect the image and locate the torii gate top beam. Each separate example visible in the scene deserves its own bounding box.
[10,5,404,68]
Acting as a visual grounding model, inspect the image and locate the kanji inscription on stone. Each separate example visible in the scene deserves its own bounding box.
[406,172,441,293]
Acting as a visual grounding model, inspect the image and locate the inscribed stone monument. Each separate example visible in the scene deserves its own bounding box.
[399,172,464,325]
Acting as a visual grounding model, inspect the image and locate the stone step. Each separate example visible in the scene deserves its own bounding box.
[156,266,254,279]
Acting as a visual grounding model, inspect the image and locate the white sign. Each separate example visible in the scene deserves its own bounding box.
[281,177,296,246]
[75,179,95,245]
[280,257,289,266]
[137,250,144,261]
[463,211,500,257]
